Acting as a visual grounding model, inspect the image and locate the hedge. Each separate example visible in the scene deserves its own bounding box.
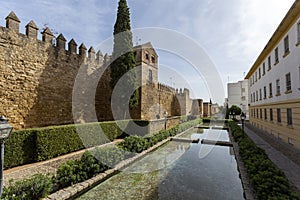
[118,119,200,153]
[2,119,199,199]
[4,129,37,169]
[229,121,300,199]
[4,120,149,169]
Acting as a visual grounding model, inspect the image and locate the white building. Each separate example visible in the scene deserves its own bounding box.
[245,0,300,149]
[227,80,249,119]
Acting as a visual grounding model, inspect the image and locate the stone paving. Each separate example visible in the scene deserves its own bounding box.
[244,123,300,193]
[3,140,123,187]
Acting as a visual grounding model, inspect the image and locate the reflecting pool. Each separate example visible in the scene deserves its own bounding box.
[76,128,244,200]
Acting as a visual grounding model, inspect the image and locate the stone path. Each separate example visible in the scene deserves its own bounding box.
[3,140,123,187]
[244,123,300,193]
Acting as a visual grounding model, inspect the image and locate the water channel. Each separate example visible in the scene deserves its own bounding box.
[76,128,244,200]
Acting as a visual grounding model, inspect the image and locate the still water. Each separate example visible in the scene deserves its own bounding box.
[76,128,244,200]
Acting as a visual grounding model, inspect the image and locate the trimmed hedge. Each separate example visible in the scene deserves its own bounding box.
[4,129,37,169]
[1,119,199,198]
[229,121,300,199]
[4,120,149,169]
[118,119,200,153]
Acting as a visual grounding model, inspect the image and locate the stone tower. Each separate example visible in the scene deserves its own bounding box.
[134,42,158,86]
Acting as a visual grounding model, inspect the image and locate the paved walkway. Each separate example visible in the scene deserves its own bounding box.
[3,139,123,186]
[244,123,300,193]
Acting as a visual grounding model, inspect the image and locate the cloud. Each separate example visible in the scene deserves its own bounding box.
[1,0,116,48]
[0,0,296,104]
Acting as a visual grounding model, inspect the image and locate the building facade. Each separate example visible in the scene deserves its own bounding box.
[245,0,300,149]
[227,80,249,119]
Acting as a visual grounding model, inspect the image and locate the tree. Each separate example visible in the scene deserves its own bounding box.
[228,105,242,119]
[110,0,139,118]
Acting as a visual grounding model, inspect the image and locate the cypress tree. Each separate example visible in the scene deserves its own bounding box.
[110,0,139,118]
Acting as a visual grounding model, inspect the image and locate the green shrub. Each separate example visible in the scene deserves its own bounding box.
[92,146,126,167]
[118,118,200,153]
[118,136,150,153]
[54,146,125,190]
[4,120,148,169]
[2,119,200,197]
[4,129,37,169]
[2,174,52,200]
[229,121,300,199]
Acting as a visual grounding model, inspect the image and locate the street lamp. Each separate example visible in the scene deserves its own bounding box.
[0,116,13,196]
[240,112,246,138]
[164,111,168,130]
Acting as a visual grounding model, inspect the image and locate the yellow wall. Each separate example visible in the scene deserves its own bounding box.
[249,100,300,149]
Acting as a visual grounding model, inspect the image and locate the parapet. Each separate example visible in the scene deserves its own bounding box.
[176,88,190,95]
[1,11,105,65]
[158,83,176,93]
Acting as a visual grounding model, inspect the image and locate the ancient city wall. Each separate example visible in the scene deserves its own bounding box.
[0,11,199,130]
[0,12,106,129]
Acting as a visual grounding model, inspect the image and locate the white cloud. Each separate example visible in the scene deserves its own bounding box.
[0,0,296,104]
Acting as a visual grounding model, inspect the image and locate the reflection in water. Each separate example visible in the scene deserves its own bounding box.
[77,129,244,200]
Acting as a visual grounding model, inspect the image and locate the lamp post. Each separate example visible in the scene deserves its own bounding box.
[0,116,13,196]
[240,112,246,138]
[164,111,168,130]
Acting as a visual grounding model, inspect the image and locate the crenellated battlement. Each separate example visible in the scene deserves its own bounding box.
[157,83,176,93]
[0,11,105,66]
[175,88,190,96]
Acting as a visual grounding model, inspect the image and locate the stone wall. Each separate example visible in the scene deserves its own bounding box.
[0,12,107,129]
[149,116,181,134]
[0,11,199,131]
[140,83,180,120]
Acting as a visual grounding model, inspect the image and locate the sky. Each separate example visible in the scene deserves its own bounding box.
[1,0,296,104]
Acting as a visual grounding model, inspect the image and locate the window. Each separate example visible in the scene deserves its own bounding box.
[299,67,300,88]
[242,88,245,93]
[288,138,295,145]
[277,108,281,123]
[259,68,261,79]
[148,69,153,83]
[269,83,273,97]
[268,56,271,70]
[151,56,155,63]
[264,108,267,120]
[275,47,279,63]
[285,73,291,92]
[256,109,259,118]
[262,63,266,75]
[253,109,255,118]
[270,108,273,121]
[298,21,300,43]
[241,96,246,101]
[256,91,258,101]
[259,88,262,100]
[263,86,267,99]
[287,108,293,126]
[253,92,255,102]
[284,35,289,54]
[276,79,280,95]
[255,71,257,82]
[260,109,262,119]
[145,52,149,60]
